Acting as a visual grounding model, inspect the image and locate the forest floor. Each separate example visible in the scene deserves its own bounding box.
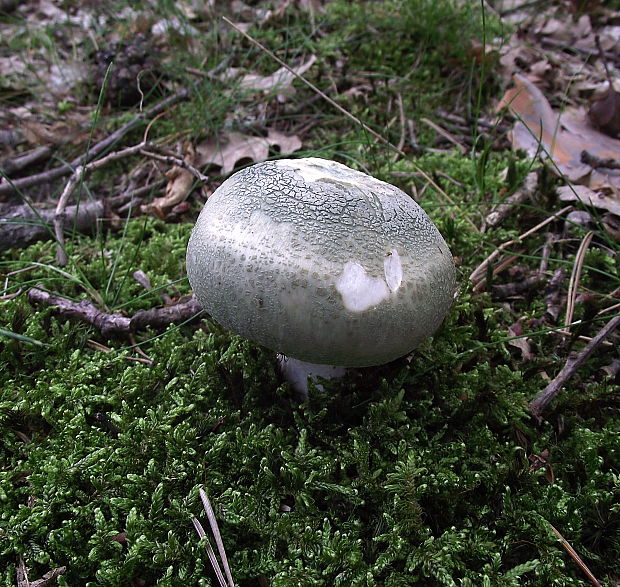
[1,0,619,585]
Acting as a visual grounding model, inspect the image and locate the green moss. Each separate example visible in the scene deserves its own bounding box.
[1,217,619,584]
[1,1,619,585]
[2,157,619,585]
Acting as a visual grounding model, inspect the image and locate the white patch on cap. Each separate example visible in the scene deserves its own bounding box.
[336,261,389,312]
[275,158,347,184]
[384,248,402,292]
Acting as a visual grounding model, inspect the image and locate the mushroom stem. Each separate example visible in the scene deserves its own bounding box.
[277,355,347,400]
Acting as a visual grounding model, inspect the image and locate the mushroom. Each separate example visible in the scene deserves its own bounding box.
[186,157,456,397]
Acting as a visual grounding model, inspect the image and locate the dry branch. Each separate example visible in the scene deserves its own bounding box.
[529,313,620,421]
[27,288,203,338]
[470,206,573,290]
[1,146,53,177]
[548,524,602,587]
[0,201,104,249]
[17,555,66,587]
[53,140,207,265]
[0,89,189,197]
[484,171,537,229]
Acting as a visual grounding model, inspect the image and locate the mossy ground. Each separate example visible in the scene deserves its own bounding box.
[1,1,619,585]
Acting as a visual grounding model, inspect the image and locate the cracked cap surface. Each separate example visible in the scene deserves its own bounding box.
[186,158,456,366]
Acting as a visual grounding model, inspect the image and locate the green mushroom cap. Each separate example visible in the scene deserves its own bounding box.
[186,157,456,367]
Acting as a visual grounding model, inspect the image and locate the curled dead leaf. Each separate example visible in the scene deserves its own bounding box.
[196,128,302,175]
[142,144,196,218]
[557,185,620,217]
[508,321,534,361]
[499,74,620,191]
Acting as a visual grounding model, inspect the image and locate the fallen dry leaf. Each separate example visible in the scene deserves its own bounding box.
[222,55,316,99]
[196,128,302,175]
[508,321,534,361]
[557,185,620,217]
[499,74,620,190]
[143,144,196,218]
[21,119,85,147]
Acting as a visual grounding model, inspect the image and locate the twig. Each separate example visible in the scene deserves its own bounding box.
[561,231,594,336]
[0,89,190,197]
[529,313,620,420]
[140,147,208,183]
[581,150,620,170]
[17,556,66,587]
[420,117,467,154]
[538,232,556,274]
[436,109,510,133]
[595,34,613,88]
[484,170,537,229]
[27,288,203,337]
[406,119,421,155]
[110,179,167,212]
[53,140,206,265]
[491,274,544,299]
[0,146,53,176]
[0,200,104,250]
[392,93,406,162]
[548,524,602,587]
[543,268,565,324]
[192,488,236,587]
[470,206,573,290]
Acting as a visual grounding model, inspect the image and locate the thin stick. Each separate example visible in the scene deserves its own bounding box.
[484,170,537,229]
[192,489,235,587]
[221,17,466,225]
[529,313,620,420]
[199,489,235,587]
[140,148,208,183]
[1,145,53,176]
[420,117,467,154]
[470,206,573,288]
[548,524,602,587]
[561,231,594,335]
[192,518,228,587]
[0,89,190,197]
[27,288,203,337]
[392,93,407,162]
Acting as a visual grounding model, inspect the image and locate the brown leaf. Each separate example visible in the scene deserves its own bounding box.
[196,128,302,175]
[589,84,620,138]
[21,120,83,147]
[557,185,620,217]
[142,144,196,218]
[508,321,534,361]
[110,532,127,544]
[499,74,620,189]
[528,448,555,483]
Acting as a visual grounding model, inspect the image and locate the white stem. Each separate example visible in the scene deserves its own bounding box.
[277,355,347,400]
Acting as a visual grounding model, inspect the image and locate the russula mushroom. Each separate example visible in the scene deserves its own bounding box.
[186,157,456,396]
